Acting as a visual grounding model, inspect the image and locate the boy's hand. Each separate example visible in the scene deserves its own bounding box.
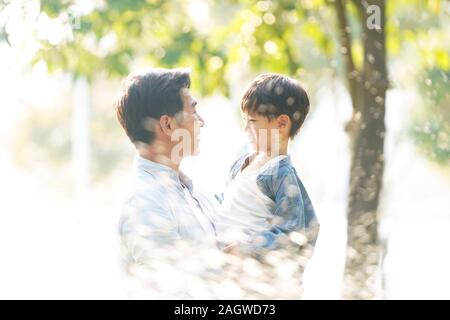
[223,243,242,256]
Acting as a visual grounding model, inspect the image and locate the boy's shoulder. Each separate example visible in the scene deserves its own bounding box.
[258,155,297,178]
[228,151,301,184]
[256,155,309,200]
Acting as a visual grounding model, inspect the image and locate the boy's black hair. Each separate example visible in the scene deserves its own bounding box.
[241,73,310,138]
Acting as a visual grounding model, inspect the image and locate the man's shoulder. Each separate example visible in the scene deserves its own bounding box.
[121,170,176,216]
[132,163,181,192]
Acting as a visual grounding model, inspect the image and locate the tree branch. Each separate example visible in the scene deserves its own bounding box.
[334,0,361,113]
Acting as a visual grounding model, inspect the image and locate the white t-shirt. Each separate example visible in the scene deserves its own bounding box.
[215,155,288,248]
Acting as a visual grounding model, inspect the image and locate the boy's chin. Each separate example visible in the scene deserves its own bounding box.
[252,143,265,152]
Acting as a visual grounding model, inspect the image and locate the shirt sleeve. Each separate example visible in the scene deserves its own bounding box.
[119,193,181,265]
[251,166,307,249]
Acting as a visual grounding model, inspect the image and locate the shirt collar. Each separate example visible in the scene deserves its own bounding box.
[134,154,194,192]
[240,152,292,170]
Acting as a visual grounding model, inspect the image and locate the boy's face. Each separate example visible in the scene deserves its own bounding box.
[242,111,281,153]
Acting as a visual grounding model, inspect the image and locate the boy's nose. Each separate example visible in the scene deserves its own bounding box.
[197,114,205,127]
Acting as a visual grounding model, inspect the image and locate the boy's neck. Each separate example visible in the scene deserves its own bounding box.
[259,141,289,157]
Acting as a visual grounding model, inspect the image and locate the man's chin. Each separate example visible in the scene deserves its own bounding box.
[248,142,257,151]
[193,140,201,155]
[192,147,200,156]
[186,145,200,157]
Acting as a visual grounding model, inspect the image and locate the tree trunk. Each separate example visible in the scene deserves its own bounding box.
[343,0,388,299]
[334,0,362,115]
[334,0,364,144]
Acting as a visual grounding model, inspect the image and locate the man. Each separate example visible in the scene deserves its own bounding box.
[115,68,217,273]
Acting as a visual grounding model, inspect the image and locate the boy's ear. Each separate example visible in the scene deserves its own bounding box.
[277,114,290,130]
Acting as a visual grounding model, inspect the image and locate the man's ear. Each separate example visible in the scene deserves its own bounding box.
[277,114,290,130]
[159,115,174,137]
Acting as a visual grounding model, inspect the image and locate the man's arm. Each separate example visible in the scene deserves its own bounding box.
[119,194,180,265]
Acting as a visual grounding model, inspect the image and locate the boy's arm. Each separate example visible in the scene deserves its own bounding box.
[248,166,307,250]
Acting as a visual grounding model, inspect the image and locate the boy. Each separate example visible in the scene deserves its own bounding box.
[215,73,319,255]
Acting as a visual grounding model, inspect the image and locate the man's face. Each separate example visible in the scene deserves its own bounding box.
[242,111,280,154]
[174,89,204,157]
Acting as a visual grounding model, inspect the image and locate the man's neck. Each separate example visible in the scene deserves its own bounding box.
[138,140,181,173]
